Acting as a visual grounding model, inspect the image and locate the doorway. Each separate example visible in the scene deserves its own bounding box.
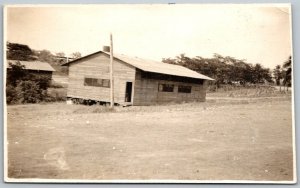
[125,82,133,102]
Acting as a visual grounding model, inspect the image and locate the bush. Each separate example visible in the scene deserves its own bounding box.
[27,74,51,90]
[6,61,54,104]
[6,61,27,86]
[15,81,45,103]
[6,85,19,104]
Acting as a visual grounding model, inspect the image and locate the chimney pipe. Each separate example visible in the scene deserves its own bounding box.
[103,46,110,52]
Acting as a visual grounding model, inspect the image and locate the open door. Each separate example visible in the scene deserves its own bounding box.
[125,82,132,102]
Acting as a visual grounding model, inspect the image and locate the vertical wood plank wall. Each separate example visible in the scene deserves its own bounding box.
[133,69,208,106]
[67,54,208,106]
[67,53,136,104]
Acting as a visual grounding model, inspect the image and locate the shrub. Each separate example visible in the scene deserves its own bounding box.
[15,81,44,103]
[6,61,54,104]
[6,85,19,104]
[27,74,51,90]
[6,61,27,86]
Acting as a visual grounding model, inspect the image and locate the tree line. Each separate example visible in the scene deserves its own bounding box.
[7,42,81,75]
[7,42,81,64]
[162,53,292,88]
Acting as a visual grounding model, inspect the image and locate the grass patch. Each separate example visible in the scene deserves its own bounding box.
[207,85,291,98]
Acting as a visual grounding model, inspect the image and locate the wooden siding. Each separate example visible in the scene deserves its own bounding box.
[133,69,207,106]
[67,53,136,104]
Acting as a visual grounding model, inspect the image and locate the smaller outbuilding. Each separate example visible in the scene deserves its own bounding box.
[6,60,55,79]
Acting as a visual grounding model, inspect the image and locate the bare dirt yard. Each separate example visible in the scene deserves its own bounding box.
[6,97,294,181]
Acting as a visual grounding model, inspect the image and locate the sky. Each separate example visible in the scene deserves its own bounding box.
[6,4,292,68]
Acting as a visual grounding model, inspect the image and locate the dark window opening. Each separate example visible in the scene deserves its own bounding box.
[178,85,192,93]
[95,79,103,87]
[158,84,174,92]
[84,78,93,86]
[102,79,110,87]
[84,77,110,88]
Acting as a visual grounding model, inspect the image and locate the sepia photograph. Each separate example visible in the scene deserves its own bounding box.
[3,4,295,183]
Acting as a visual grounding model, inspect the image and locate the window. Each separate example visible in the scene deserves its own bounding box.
[84,77,110,88]
[158,84,174,92]
[178,85,192,93]
[102,79,110,87]
[95,79,103,87]
[84,78,94,86]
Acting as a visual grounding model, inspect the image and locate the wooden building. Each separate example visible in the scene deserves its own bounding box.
[62,51,213,106]
[7,60,55,79]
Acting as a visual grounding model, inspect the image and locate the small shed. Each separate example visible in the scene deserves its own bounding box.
[7,60,55,79]
[62,51,213,106]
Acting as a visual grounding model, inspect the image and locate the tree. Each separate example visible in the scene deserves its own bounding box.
[248,63,272,84]
[241,63,254,85]
[55,52,65,57]
[7,42,37,61]
[6,61,27,86]
[273,65,283,86]
[34,50,54,63]
[70,52,82,59]
[162,54,273,87]
[282,56,292,88]
[54,52,67,64]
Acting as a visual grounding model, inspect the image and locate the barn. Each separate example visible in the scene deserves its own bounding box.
[7,60,55,79]
[62,51,213,106]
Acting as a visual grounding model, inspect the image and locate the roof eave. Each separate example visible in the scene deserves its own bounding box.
[139,69,214,81]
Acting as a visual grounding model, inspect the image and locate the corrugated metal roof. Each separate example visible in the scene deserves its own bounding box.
[63,51,214,80]
[109,53,214,80]
[7,60,55,72]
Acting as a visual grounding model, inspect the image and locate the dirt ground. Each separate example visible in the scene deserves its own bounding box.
[6,97,294,181]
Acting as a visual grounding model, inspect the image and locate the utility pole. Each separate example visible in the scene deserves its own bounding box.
[110,33,114,108]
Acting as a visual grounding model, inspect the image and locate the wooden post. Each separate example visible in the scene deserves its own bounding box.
[110,33,114,107]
